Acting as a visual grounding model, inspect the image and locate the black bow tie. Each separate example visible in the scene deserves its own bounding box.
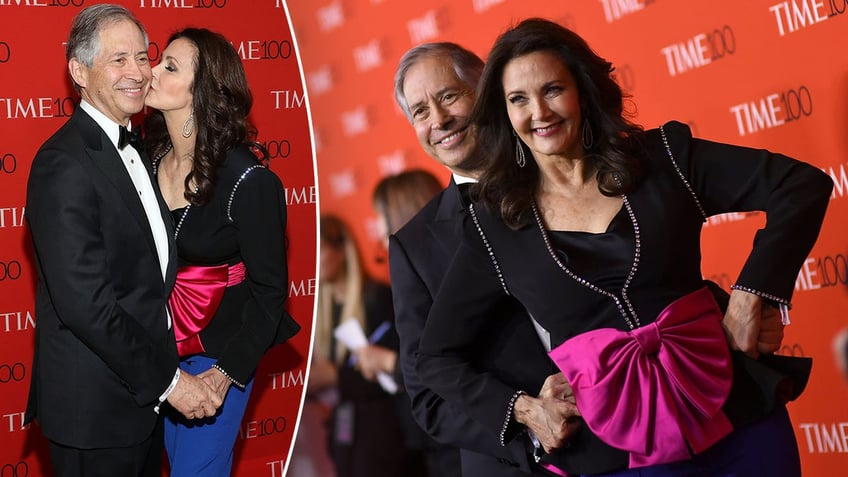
[118,125,143,151]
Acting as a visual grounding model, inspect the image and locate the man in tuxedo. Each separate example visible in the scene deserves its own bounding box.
[389,43,569,477]
[25,5,221,476]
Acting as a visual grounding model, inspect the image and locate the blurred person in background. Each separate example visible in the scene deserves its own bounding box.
[371,170,445,476]
[306,215,426,477]
[372,169,444,250]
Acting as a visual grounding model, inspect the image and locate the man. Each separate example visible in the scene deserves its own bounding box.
[389,42,566,477]
[25,5,220,476]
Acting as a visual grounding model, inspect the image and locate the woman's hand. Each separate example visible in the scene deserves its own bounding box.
[723,289,784,358]
[352,345,397,381]
[757,303,785,354]
[307,357,338,392]
[198,366,234,404]
[514,373,581,453]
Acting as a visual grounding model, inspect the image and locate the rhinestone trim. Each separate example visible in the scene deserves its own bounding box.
[500,390,527,447]
[173,203,191,240]
[152,144,195,240]
[729,284,791,308]
[213,363,245,388]
[151,144,170,176]
[469,203,511,296]
[531,197,642,330]
[227,165,263,222]
[659,125,707,221]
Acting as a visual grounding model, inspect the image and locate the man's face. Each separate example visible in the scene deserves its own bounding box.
[402,55,477,173]
[70,19,151,125]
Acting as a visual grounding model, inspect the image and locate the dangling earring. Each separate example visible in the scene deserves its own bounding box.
[513,131,526,168]
[582,119,594,150]
[182,110,195,138]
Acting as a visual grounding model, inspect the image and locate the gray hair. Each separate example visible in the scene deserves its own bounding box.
[66,4,148,89]
[393,42,484,123]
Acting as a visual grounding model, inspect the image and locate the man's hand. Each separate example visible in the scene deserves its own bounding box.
[198,367,234,404]
[538,372,574,403]
[166,371,223,420]
[514,373,581,453]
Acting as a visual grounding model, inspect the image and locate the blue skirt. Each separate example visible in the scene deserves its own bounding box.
[583,405,801,477]
[164,355,254,477]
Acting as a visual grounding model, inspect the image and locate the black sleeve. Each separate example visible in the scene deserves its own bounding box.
[413,221,532,445]
[390,234,535,467]
[215,166,300,385]
[662,120,832,304]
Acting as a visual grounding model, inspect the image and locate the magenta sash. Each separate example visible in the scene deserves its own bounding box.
[170,262,246,357]
[548,287,733,468]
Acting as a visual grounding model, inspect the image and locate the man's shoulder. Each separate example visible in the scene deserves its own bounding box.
[394,187,450,242]
[40,113,81,145]
[35,108,100,155]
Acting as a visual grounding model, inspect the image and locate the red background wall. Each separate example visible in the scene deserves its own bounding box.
[0,1,316,476]
[287,0,848,475]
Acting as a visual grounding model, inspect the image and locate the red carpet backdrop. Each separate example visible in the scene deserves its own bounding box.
[287,0,847,475]
[0,1,316,476]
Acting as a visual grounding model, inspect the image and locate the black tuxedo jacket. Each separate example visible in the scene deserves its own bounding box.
[389,179,555,477]
[25,108,179,448]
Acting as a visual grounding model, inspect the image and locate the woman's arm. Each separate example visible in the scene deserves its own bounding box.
[662,121,832,354]
[212,164,299,387]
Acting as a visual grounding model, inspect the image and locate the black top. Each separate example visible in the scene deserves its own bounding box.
[416,121,833,474]
[161,145,300,385]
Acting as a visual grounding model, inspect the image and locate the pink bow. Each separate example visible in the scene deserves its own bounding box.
[548,287,733,468]
[169,262,247,357]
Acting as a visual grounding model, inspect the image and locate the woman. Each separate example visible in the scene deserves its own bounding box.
[310,215,426,477]
[372,169,444,250]
[143,28,300,475]
[416,18,832,476]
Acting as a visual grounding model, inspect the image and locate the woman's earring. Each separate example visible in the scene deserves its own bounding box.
[182,110,195,138]
[582,119,594,150]
[513,131,526,168]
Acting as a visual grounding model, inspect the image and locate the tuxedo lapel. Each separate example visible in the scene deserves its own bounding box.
[74,111,162,270]
[427,179,466,261]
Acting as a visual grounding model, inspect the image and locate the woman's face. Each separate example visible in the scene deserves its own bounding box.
[146,38,196,113]
[502,50,583,162]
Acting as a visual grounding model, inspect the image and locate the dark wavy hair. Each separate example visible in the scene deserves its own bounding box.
[144,28,265,206]
[473,18,644,229]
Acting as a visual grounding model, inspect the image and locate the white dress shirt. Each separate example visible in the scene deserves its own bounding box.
[78,101,180,406]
